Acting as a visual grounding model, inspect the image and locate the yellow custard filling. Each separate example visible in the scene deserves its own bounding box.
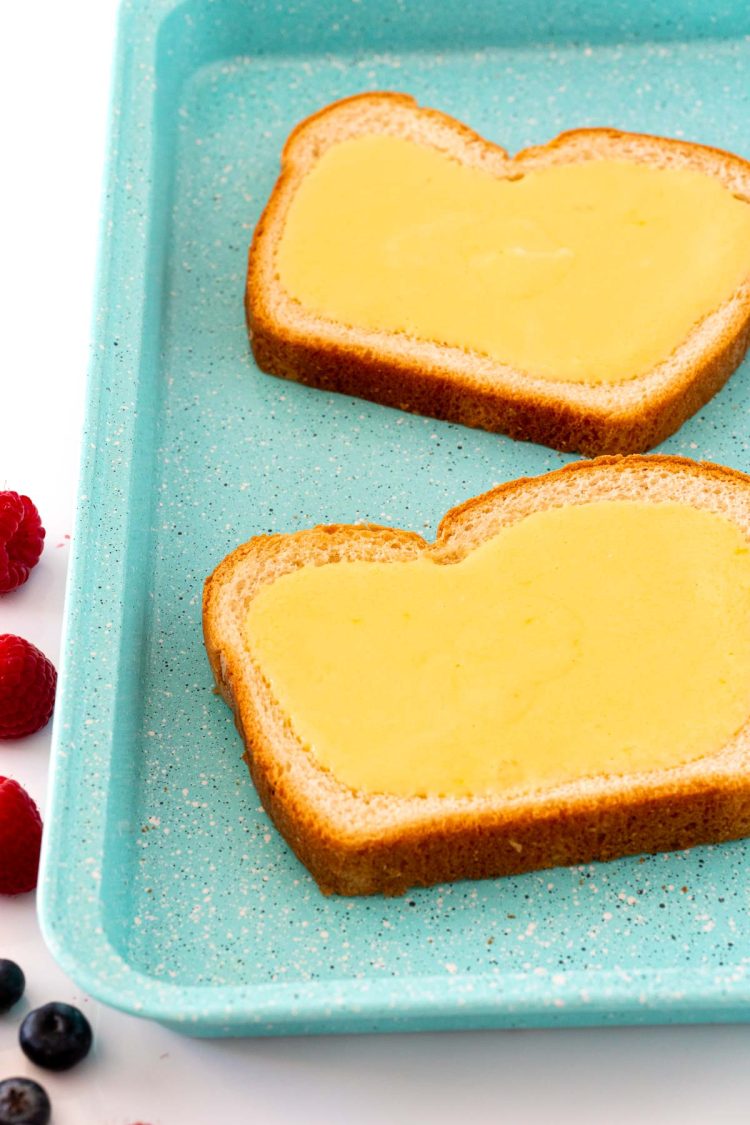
[245,501,750,798]
[276,135,750,384]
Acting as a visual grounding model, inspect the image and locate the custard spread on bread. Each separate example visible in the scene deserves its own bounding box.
[245,500,750,798]
[248,93,750,455]
[277,136,750,385]
[203,456,750,895]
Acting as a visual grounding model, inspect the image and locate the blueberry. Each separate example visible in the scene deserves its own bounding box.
[0,961,25,1013]
[19,1001,92,1071]
[0,1078,51,1125]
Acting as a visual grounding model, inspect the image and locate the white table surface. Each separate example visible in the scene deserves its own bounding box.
[3,3,750,1122]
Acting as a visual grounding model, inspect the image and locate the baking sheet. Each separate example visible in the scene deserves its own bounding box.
[39,0,750,1035]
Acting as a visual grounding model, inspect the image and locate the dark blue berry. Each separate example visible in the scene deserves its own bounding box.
[19,1001,93,1071]
[0,1078,51,1125]
[0,960,25,1013]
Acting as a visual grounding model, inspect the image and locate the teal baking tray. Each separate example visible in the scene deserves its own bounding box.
[39,0,750,1036]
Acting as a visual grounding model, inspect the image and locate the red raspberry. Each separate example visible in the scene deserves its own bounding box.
[0,636,57,739]
[0,491,45,593]
[0,777,43,894]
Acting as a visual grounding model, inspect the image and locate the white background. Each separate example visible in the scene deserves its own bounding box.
[3,2,750,1122]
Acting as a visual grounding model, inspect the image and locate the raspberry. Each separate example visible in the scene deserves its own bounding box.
[0,777,43,895]
[0,491,45,593]
[0,636,57,739]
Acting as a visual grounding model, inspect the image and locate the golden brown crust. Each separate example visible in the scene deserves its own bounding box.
[246,93,750,456]
[435,452,750,537]
[203,455,750,895]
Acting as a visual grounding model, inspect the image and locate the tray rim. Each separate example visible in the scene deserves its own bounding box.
[38,0,750,1035]
[36,909,750,1032]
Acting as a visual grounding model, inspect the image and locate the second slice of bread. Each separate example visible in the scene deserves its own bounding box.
[204,455,750,895]
[247,93,750,455]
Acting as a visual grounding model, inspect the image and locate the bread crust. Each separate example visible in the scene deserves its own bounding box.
[203,455,750,895]
[246,93,750,456]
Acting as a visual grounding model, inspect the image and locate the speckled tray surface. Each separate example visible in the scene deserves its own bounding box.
[39,0,750,1036]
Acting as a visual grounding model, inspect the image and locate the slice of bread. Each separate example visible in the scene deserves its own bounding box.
[247,92,750,456]
[203,455,750,895]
